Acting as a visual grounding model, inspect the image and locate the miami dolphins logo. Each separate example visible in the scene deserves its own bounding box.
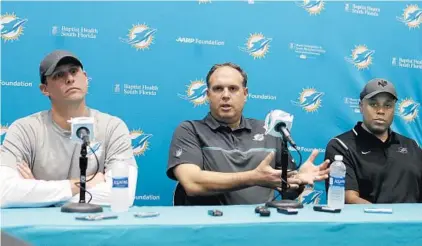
[178,80,208,106]
[397,5,422,29]
[297,0,325,15]
[120,23,157,50]
[239,33,272,59]
[398,99,420,122]
[292,88,324,112]
[299,187,323,204]
[345,45,375,70]
[87,142,102,157]
[1,13,27,42]
[0,125,8,146]
[130,130,153,156]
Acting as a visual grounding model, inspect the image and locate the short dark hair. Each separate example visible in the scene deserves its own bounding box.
[205,62,248,88]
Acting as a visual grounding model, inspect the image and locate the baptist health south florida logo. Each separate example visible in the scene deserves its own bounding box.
[120,23,157,50]
[397,5,422,29]
[130,130,153,156]
[297,0,325,15]
[345,45,375,70]
[239,33,272,59]
[292,88,324,112]
[398,99,420,123]
[0,13,27,42]
[178,80,208,106]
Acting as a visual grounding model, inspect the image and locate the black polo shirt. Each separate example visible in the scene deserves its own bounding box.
[167,113,296,205]
[325,122,422,203]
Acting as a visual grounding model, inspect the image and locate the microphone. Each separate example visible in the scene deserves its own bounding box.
[264,109,297,148]
[62,116,102,213]
[263,109,303,209]
[76,127,90,145]
[69,117,94,145]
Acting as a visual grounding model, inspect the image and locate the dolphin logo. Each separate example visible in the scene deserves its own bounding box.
[345,49,375,64]
[397,8,422,23]
[178,84,207,101]
[402,102,420,117]
[297,0,323,9]
[300,189,323,204]
[87,142,101,156]
[131,133,153,150]
[293,92,324,107]
[240,37,272,53]
[0,17,27,35]
[120,28,157,45]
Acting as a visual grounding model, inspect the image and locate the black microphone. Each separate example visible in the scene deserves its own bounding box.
[76,127,90,145]
[274,122,297,148]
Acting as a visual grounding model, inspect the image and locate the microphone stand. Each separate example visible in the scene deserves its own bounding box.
[266,135,303,209]
[61,140,103,213]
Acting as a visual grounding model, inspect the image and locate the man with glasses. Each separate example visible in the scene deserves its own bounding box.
[0,50,138,208]
[325,78,422,204]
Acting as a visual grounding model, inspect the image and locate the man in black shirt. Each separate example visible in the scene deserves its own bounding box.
[325,78,422,204]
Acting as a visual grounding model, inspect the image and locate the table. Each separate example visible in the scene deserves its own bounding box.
[2,204,422,246]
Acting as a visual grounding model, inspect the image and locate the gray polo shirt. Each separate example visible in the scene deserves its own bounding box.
[1,108,136,180]
[167,113,296,205]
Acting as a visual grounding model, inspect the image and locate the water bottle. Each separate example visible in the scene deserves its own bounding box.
[327,155,346,209]
[111,156,130,212]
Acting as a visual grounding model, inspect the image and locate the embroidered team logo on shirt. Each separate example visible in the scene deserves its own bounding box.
[397,147,408,154]
[253,134,264,141]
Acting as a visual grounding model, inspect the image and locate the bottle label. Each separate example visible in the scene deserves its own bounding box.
[329,176,345,188]
[112,177,129,188]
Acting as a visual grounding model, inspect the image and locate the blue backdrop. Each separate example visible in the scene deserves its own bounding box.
[1,1,421,206]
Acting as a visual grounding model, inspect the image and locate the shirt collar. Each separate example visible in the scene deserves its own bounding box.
[204,112,252,131]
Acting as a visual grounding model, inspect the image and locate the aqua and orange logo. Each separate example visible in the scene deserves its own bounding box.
[345,45,375,70]
[178,79,208,106]
[120,23,157,50]
[398,98,420,123]
[239,33,272,59]
[0,13,27,42]
[130,130,153,156]
[298,186,323,204]
[292,88,324,112]
[397,5,422,29]
[296,0,325,15]
[0,125,8,146]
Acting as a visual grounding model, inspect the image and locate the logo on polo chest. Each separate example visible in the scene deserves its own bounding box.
[253,134,264,141]
[397,147,408,154]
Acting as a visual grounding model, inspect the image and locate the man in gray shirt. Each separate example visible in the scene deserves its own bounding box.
[167,63,330,205]
[0,50,138,208]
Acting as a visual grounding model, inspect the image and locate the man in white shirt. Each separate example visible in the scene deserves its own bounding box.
[0,50,138,208]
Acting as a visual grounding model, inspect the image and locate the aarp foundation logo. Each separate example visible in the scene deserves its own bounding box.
[120,23,157,50]
[178,80,208,106]
[130,130,153,156]
[0,13,27,42]
[397,5,422,29]
[345,45,375,70]
[0,125,9,146]
[239,33,272,59]
[398,99,420,123]
[292,88,324,112]
[297,0,325,15]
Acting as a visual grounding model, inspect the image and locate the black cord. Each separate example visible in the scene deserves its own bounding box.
[74,145,100,203]
[271,145,304,202]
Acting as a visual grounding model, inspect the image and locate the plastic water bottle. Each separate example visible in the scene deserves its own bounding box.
[327,155,346,209]
[111,156,130,212]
